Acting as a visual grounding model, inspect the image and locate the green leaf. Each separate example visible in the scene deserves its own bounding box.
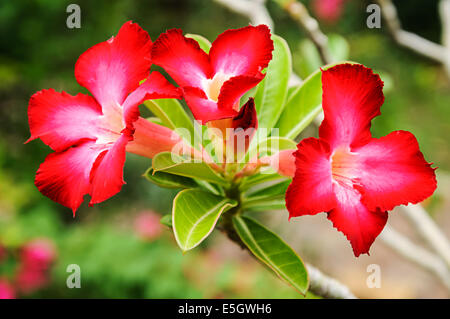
[242,179,290,211]
[186,33,211,53]
[248,136,296,159]
[239,173,284,192]
[152,152,228,186]
[173,189,237,251]
[232,215,309,294]
[144,168,197,189]
[243,179,290,200]
[276,67,323,140]
[144,99,198,145]
[295,34,349,78]
[254,35,291,134]
[160,214,172,228]
[243,198,287,211]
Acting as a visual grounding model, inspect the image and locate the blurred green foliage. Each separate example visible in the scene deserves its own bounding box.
[0,0,448,298]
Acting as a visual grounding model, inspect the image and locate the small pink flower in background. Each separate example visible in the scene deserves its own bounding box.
[27,21,183,215]
[20,239,56,270]
[0,279,15,299]
[16,239,56,294]
[15,267,49,294]
[134,211,164,241]
[312,0,347,24]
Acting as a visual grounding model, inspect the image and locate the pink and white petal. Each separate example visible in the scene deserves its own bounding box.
[354,130,437,212]
[122,71,182,128]
[75,21,152,108]
[319,64,384,149]
[286,137,336,218]
[151,29,211,88]
[27,89,103,152]
[217,75,263,111]
[209,25,273,76]
[183,87,237,124]
[126,117,184,159]
[35,141,104,214]
[328,183,388,257]
[261,149,296,178]
[89,134,130,205]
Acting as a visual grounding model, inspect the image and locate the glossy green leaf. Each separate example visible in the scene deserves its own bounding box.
[243,198,287,211]
[160,214,172,228]
[232,215,308,294]
[144,167,197,189]
[242,179,290,211]
[152,152,228,186]
[239,173,284,192]
[173,189,237,251]
[247,136,296,159]
[144,99,198,145]
[186,33,211,53]
[276,67,323,140]
[296,34,349,78]
[254,35,291,133]
[243,179,290,200]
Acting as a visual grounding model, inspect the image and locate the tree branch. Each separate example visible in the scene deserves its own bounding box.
[306,263,357,299]
[275,0,332,64]
[439,0,450,75]
[376,0,448,66]
[379,225,450,290]
[212,0,274,30]
[401,204,450,269]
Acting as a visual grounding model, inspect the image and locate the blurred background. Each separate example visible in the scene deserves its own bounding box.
[0,0,449,298]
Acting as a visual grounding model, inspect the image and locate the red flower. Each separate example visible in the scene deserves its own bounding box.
[151,25,274,124]
[284,64,437,256]
[27,21,183,214]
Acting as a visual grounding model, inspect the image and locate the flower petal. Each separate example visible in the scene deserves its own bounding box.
[75,21,152,107]
[319,64,384,149]
[27,89,103,152]
[286,138,336,217]
[183,87,237,124]
[122,71,182,128]
[217,75,263,111]
[328,183,388,256]
[125,117,184,159]
[209,25,273,77]
[354,130,437,212]
[35,141,104,214]
[89,134,130,205]
[151,29,211,88]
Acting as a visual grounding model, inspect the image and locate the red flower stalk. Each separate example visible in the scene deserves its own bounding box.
[151,25,274,124]
[278,64,436,256]
[27,22,184,214]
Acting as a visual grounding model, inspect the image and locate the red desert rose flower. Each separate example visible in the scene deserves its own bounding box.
[277,64,436,257]
[27,21,184,214]
[151,25,274,124]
